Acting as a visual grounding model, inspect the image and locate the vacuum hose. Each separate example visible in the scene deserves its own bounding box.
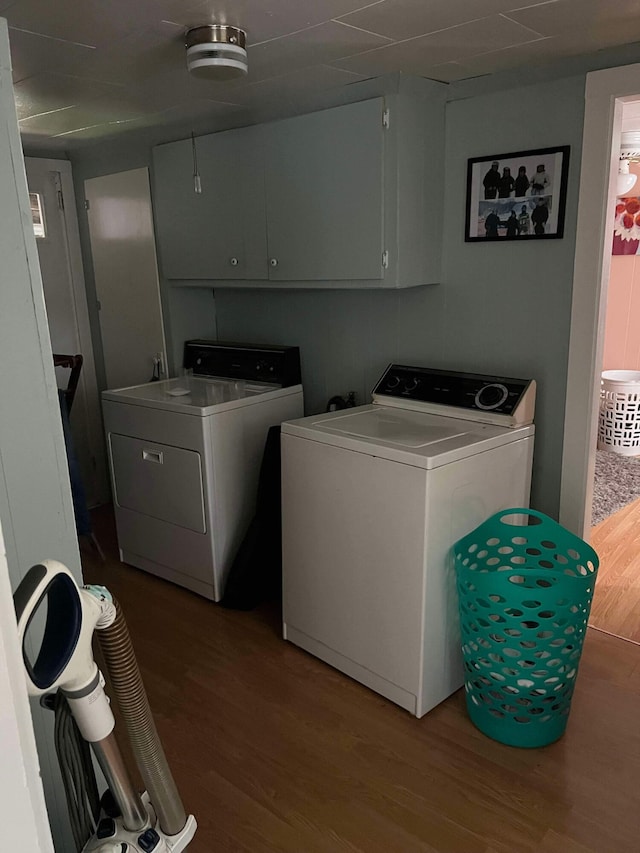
[97,597,187,837]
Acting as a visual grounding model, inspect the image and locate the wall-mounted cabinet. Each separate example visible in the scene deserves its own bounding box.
[152,85,445,289]
[262,98,384,282]
[153,126,267,280]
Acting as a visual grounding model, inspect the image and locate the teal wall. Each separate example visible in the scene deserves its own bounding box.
[215,75,586,517]
[213,285,446,414]
[439,75,585,516]
[1,20,83,847]
[63,68,592,518]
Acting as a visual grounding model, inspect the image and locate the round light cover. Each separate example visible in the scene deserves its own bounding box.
[185,25,248,80]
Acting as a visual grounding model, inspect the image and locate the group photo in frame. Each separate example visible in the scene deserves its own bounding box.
[465,146,570,242]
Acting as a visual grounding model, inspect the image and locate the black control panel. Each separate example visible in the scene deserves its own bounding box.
[183,340,301,387]
[372,364,532,415]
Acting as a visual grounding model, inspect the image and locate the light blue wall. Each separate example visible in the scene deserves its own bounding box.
[438,75,585,517]
[63,67,591,518]
[215,75,586,517]
[1,20,83,849]
[65,74,429,388]
[212,284,447,412]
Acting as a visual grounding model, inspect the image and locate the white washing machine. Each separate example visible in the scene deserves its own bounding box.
[103,341,303,601]
[281,364,535,718]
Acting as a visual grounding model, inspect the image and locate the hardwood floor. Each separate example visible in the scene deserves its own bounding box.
[83,506,640,853]
[590,496,640,643]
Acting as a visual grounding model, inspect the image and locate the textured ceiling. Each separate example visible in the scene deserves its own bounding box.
[6,0,640,148]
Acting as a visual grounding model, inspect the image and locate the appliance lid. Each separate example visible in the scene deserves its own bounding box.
[102,376,300,416]
[321,409,467,448]
[281,405,534,469]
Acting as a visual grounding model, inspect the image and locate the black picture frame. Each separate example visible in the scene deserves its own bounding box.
[464,145,570,242]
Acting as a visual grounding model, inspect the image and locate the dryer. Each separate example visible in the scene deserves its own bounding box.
[103,341,303,601]
[281,364,535,718]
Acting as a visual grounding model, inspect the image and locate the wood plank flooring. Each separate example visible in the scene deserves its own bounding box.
[590,496,640,643]
[83,506,640,853]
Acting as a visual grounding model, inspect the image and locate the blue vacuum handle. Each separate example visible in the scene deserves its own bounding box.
[13,560,83,694]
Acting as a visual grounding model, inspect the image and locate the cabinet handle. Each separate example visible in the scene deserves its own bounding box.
[230,257,239,266]
[142,449,163,464]
[269,257,278,267]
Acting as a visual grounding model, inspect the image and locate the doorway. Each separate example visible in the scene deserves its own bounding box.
[560,70,640,644]
[589,105,640,644]
[24,157,108,507]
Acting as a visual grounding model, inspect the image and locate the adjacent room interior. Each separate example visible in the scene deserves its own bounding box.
[588,100,640,645]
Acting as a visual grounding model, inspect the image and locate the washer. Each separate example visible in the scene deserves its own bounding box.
[102,341,303,601]
[281,364,535,718]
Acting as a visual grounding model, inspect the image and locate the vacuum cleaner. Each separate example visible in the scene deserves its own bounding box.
[13,559,197,852]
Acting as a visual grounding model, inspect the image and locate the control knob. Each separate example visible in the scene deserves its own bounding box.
[475,383,508,410]
[403,377,419,393]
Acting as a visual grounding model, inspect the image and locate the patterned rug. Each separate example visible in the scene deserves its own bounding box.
[591,449,640,526]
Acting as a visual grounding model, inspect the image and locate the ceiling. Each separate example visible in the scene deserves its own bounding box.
[7,0,640,149]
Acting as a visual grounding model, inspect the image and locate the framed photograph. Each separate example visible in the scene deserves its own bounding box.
[465,145,570,242]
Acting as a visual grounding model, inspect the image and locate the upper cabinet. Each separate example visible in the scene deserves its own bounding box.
[263,98,384,282]
[152,86,446,289]
[152,126,267,281]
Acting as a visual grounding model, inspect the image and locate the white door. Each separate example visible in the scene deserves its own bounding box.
[84,168,167,390]
[25,157,108,507]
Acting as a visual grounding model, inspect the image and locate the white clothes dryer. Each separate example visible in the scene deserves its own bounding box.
[103,341,303,601]
[281,364,535,718]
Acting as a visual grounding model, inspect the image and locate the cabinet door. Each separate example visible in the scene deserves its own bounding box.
[264,98,385,281]
[152,126,267,280]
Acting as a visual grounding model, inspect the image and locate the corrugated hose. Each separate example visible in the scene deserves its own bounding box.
[97,598,187,837]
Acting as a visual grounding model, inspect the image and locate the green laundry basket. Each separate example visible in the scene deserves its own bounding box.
[454,508,599,748]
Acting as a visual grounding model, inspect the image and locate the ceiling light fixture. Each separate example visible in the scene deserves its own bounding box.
[617,130,640,196]
[185,25,248,80]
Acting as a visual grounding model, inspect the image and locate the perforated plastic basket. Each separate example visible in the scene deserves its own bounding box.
[454,508,599,748]
[598,370,640,456]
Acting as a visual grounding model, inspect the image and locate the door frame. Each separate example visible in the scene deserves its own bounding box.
[25,157,108,505]
[560,63,640,538]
